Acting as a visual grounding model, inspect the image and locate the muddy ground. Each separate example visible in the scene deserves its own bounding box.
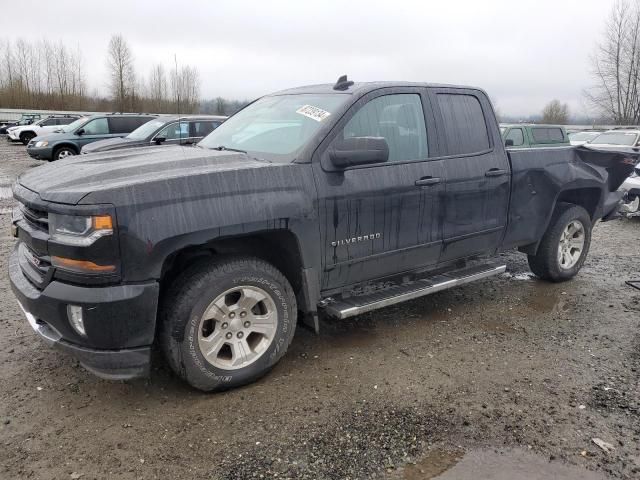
[0,137,638,480]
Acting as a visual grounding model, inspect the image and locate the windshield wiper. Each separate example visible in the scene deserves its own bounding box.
[211,145,247,154]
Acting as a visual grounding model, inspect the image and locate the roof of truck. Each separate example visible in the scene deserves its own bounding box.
[273,81,482,96]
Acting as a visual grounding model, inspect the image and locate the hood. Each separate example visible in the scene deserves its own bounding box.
[82,136,141,153]
[30,131,73,143]
[18,145,273,205]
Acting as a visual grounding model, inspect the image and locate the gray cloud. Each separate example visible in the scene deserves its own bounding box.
[1,0,613,116]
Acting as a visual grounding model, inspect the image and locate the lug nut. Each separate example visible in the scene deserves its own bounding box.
[237,332,244,339]
[225,332,232,339]
[222,322,229,329]
[240,311,247,318]
[229,312,236,319]
[243,321,251,328]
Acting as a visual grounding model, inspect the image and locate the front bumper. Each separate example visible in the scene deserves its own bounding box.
[9,246,159,380]
[26,145,53,161]
[7,130,20,141]
[620,175,640,196]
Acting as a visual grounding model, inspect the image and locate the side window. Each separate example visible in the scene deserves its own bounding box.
[41,118,57,126]
[57,118,75,126]
[191,121,219,138]
[340,94,428,163]
[531,127,564,143]
[437,93,490,155]
[109,117,138,134]
[505,128,524,146]
[82,118,109,135]
[157,122,189,140]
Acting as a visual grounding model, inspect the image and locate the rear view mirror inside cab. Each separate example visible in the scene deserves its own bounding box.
[329,136,389,168]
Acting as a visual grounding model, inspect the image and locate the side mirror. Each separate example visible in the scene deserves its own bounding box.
[76,128,85,136]
[505,139,514,147]
[329,136,389,169]
[154,136,166,144]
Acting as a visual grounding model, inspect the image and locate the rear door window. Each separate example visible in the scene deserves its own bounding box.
[505,128,524,146]
[436,93,490,155]
[56,118,76,126]
[191,121,219,138]
[41,118,57,126]
[109,117,153,134]
[531,127,565,143]
[340,93,429,163]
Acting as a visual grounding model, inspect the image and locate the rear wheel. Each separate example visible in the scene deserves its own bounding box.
[528,204,592,282]
[53,146,76,161]
[160,256,297,391]
[20,131,35,145]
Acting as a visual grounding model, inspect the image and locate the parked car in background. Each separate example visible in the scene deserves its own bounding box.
[619,164,640,217]
[0,113,42,134]
[9,78,636,391]
[587,129,640,150]
[501,124,571,148]
[27,113,157,161]
[81,115,226,154]
[7,115,80,145]
[568,130,603,146]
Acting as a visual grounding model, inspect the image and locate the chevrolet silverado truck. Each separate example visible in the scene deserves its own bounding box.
[9,77,638,391]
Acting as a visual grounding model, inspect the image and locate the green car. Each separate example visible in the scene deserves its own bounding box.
[26,113,156,161]
[500,124,571,149]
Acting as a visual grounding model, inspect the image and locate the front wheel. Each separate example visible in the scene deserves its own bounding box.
[53,146,76,161]
[528,204,592,282]
[20,132,35,145]
[160,256,297,391]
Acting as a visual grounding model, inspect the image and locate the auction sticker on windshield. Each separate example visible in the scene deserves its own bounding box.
[296,105,331,122]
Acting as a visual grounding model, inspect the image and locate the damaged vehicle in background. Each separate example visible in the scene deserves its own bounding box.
[587,129,640,150]
[9,77,639,392]
[568,130,603,146]
[80,115,226,154]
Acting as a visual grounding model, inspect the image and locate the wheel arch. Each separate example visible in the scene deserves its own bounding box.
[158,229,311,314]
[53,143,79,155]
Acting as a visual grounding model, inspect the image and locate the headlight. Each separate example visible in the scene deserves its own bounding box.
[49,213,113,246]
[34,141,48,147]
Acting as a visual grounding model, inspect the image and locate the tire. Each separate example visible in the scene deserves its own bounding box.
[53,146,76,161]
[527,204,592,282]
[20,132,35,145]
[160,256,297,391]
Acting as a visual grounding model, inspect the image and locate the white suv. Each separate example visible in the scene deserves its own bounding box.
[7,116,79,145]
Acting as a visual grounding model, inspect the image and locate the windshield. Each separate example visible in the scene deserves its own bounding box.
[127,119,167,140]
[62,117,89,133]
[199,94,349,161]
[590,131,639,146]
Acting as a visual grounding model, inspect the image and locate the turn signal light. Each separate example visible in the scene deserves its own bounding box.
[52,256,116,274]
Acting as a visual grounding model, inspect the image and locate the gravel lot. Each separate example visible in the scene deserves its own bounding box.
[0,137,639,479]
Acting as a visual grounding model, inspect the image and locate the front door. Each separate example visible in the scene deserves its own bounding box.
[313,89,445,290]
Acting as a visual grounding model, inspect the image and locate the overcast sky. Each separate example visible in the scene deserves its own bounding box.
[1,0,615,117]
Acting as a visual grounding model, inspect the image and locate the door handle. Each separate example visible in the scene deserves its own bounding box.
[485,168,508,177]
[415,176,442,186]
[416,177,442,187]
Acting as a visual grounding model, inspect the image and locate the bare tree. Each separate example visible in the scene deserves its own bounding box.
[148,64,168,112]
[541,99,570,124]
[170,63,201,113]
[106,34,135,111]
[586,0,640,123]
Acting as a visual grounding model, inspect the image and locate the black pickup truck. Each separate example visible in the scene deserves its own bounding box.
[9,77,637,391]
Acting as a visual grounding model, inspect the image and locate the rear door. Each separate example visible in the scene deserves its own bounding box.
[429,88,510,262]
[313,88,446,290]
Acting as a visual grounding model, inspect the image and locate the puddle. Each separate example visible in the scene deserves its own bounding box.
[402,448,464,479]
[402,448,607,480]
[502,272,535,281]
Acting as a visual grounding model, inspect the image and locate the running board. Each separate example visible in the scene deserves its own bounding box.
[322,263,506,320]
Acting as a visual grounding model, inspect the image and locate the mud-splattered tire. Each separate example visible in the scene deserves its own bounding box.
[528,204,592,282]
[160,256,297,392]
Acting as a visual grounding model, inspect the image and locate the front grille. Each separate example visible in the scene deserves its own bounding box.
[21,204,49,232]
